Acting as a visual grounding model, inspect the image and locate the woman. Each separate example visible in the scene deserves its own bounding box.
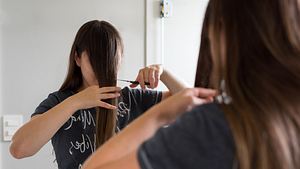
[83,0,300,168]
[9,20,187,169]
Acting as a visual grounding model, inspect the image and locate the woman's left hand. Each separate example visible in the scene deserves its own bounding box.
[153,88,216,124]
[130,64,163,89]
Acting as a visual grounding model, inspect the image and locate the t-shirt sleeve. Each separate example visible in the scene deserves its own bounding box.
[135,89,162,112]
[31,92,60,117]
[137,103,235,169]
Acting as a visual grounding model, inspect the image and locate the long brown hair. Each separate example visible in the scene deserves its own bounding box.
[60,20,124,148]
[194,3,212,88]
[196,0,300,168]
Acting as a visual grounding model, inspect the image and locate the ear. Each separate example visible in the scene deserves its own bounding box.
[75,52,81,67]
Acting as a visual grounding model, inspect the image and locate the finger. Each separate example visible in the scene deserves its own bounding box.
[149,68,155,89]
[139,70,146,90]
[97,101,117,109]
[207,96,215,102]
[154,69,160,88]
[143,68,150,88]
[99,93,120,100]
[181,96,207,112]
[197,97,214,105]
[193,88,217,98]
[192,97,210,106]
[129,83,137,88]
[99,86,122,93]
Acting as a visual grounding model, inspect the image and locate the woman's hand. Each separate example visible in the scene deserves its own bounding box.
[71,86,121,110]
[130,64,163,89]
[153,88,216,124]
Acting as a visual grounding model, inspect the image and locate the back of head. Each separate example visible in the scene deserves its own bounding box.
[200,0,300,168]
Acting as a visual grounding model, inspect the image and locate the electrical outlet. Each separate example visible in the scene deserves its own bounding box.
[2,115,23,141]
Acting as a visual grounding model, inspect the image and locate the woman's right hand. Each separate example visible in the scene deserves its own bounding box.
[153,87,216,124]
[71,86,121,110]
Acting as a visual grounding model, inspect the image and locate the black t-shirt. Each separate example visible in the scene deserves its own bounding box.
[31,87,162,169]
[137,103,236,169]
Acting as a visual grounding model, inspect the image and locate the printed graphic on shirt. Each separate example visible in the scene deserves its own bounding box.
[65,102,130,168]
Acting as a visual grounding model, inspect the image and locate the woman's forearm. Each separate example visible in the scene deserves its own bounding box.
[161,69,187,94]
[83,105,166,169]
[10,96,79,159]
[10,86,120,159]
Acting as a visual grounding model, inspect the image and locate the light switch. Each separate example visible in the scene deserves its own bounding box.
[7,129,17,136]
[2,115,23,141]
[6,120,20,127]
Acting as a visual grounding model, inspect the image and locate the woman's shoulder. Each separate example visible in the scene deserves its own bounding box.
[119,86,141,100]
[120,86,138,94]
[120,86,160,96]
[190,103,225,121]
[175,103,232,139]
[32,90,74,117]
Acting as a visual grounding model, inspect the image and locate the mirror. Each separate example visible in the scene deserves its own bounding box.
[0,0,208,168]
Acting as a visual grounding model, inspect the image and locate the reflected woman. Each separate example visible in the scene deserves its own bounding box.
[9,20,191,169]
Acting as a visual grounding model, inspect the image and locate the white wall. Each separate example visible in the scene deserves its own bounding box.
[146,0,208,88]
[0,0,208,168]
[164,0,208,86]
